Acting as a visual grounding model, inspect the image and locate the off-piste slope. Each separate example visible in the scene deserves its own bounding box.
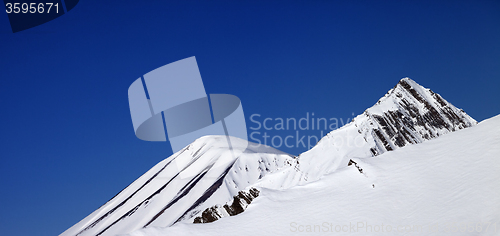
[128,114,500,236]
[61,78,480,236]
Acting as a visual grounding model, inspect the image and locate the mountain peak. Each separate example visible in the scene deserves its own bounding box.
[377,77,427,107]
[61,77,479,236]
[280,78,477,187]
[369,77,477,152]
[398,76,415,84]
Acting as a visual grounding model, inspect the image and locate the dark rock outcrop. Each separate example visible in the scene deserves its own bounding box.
[193,188,260,224]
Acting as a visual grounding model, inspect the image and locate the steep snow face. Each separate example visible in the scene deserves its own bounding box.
[60,136,294,236]
[61,77,478,236]
[127,114,500,236]
[258,78,477,189]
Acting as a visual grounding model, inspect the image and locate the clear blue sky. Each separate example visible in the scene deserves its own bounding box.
[0,1,499,235]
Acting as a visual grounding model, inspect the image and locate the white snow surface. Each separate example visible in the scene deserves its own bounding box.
[127,114,500,236]
[60,136,294,236]
[61,78,484,236]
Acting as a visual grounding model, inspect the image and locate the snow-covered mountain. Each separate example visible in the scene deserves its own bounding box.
[60,137,294,236]
[130,113,500,236]
[189,77,478,223]
[60,78,480,236]
[254,77,476,190]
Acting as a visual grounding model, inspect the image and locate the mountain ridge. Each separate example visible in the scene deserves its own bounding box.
[60,77,477,236]
[132,113,500,236]
[61,136,294,236]
[260,77,477,189]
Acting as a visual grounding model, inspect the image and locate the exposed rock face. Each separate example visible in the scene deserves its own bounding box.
[193,188,260,224]
[348,159,363,174]
[366,78,476,155]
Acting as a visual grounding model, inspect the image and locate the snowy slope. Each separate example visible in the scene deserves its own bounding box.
[61,78,479,236]
[60,136,294,236]
[257,77,477,189]
[127,114,500,236]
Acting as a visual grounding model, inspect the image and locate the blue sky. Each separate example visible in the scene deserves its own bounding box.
[1,1,499,235]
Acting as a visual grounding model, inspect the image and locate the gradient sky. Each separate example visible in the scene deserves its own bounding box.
[1,1,499,236]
